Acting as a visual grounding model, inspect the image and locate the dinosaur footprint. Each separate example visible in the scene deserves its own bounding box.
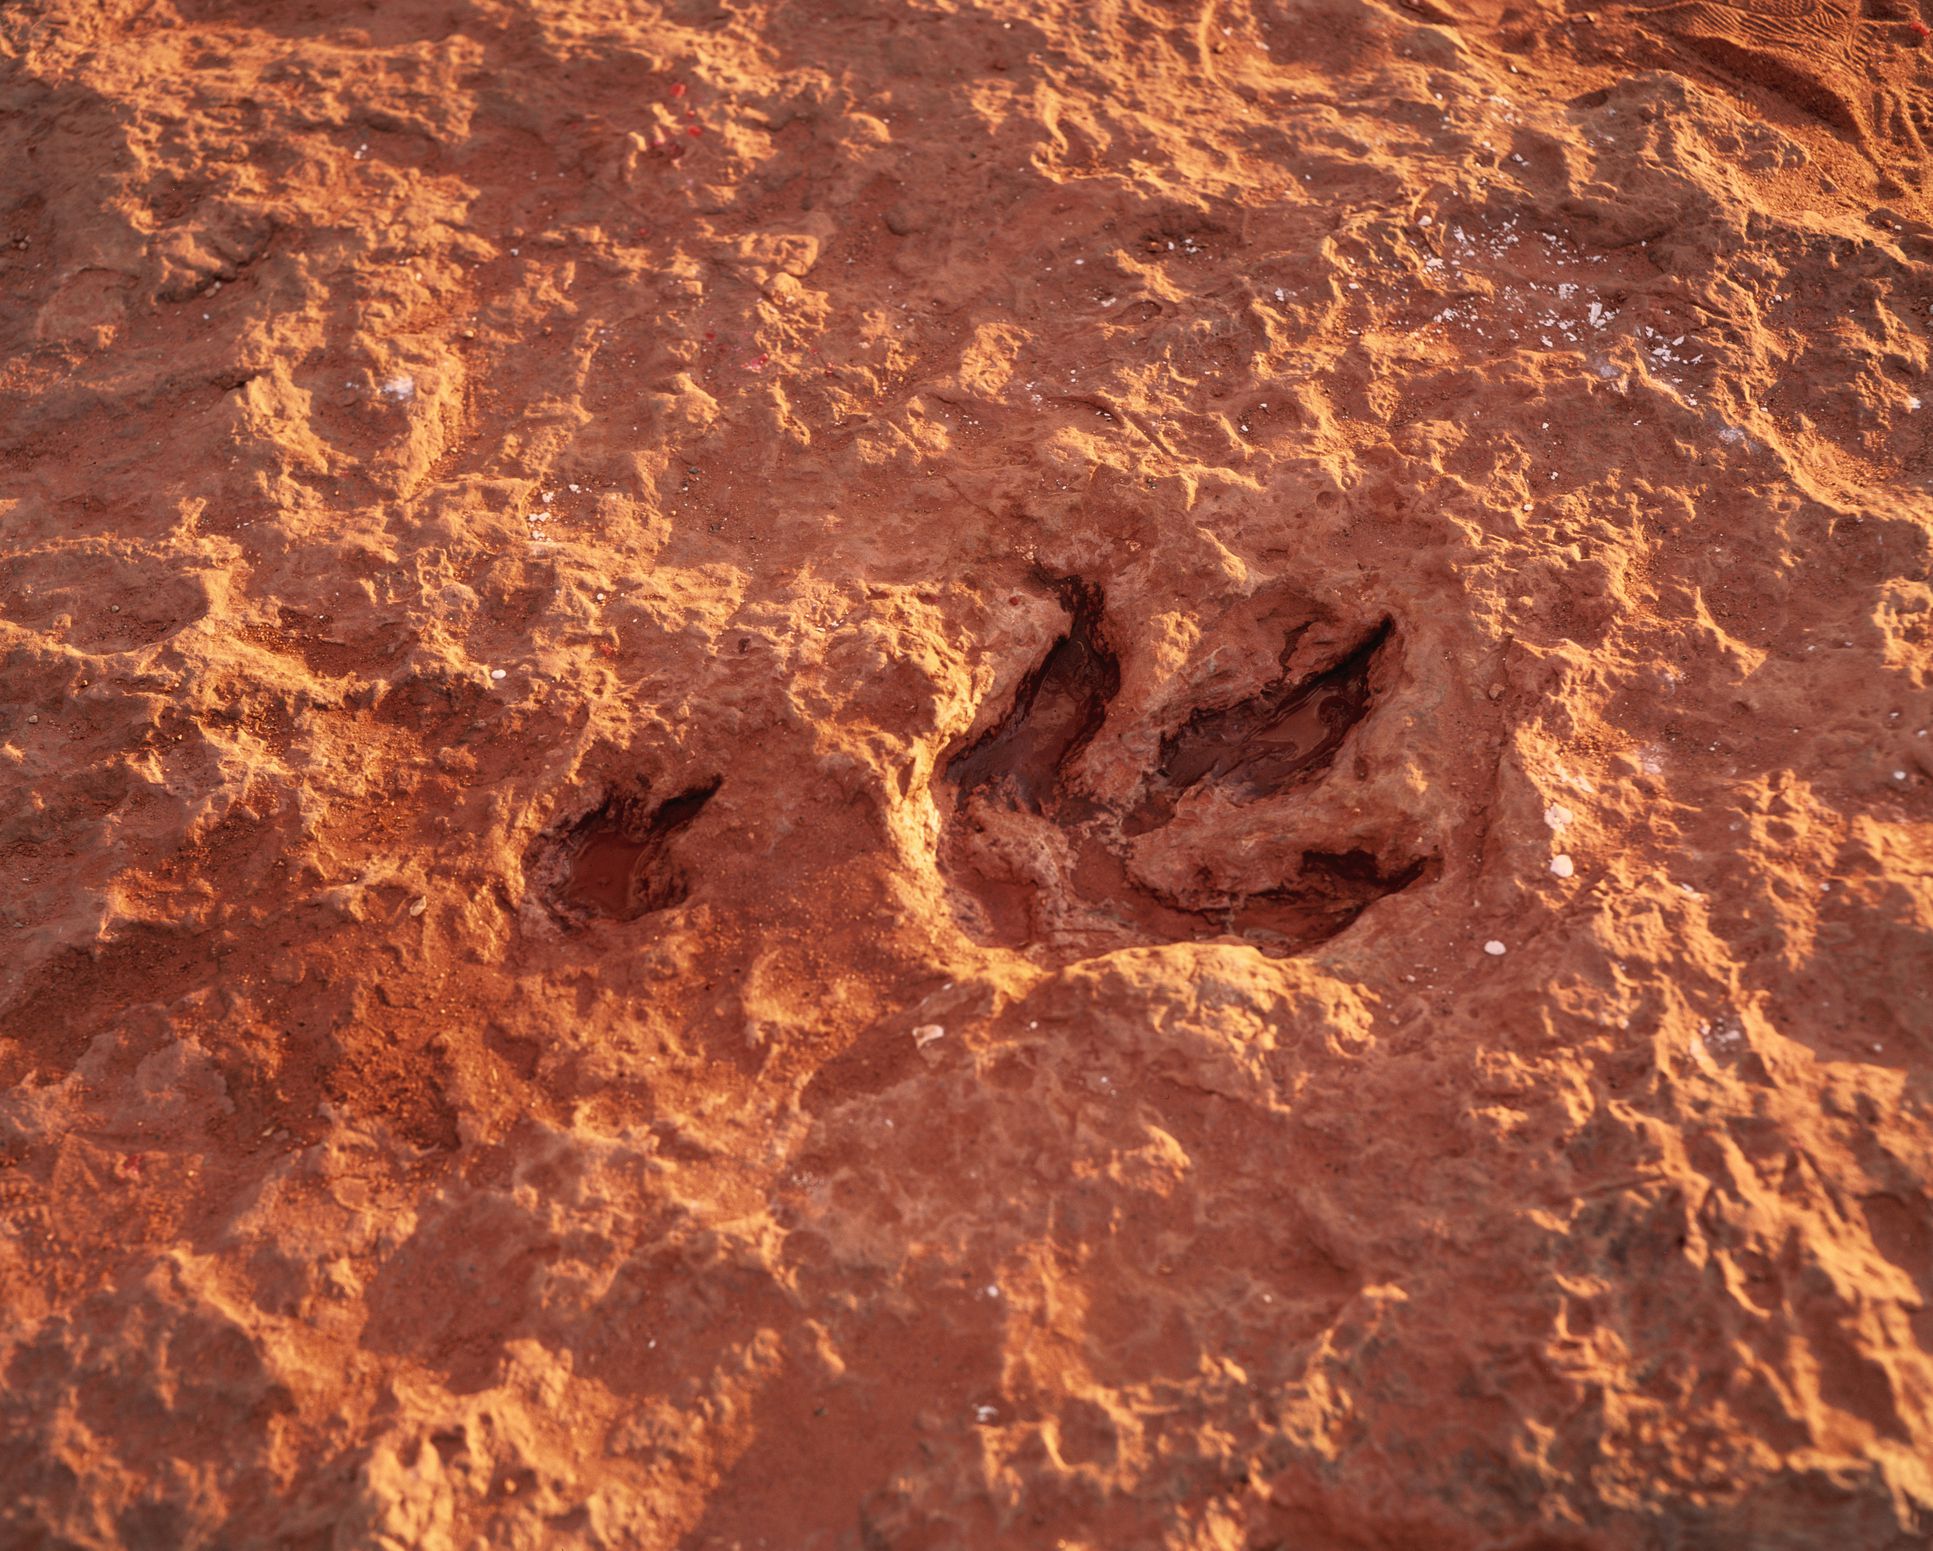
[530,780,721,924]
[939,582,1425,962]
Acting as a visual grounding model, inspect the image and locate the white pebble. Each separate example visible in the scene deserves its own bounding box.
[1550,854,1574,878]
[490,668,506,680]
[912,1023,945,1049]
[1544,803,1573,829]
[1484,940,1507,956]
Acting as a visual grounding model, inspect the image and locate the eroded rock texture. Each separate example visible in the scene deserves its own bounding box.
[2,0,1931,1546]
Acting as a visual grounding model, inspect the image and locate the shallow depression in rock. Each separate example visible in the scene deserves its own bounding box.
[555,781,719,922]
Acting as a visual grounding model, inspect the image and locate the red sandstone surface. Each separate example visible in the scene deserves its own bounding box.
[4,0,1933,1546]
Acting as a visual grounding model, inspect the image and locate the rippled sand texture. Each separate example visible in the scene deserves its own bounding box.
[3,0,1932,1546]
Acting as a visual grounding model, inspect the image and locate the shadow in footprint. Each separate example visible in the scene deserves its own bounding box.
[1128,620,1387,834]
[952,578,1116,810]
[535,780,720,924]
[939,582,1422,961]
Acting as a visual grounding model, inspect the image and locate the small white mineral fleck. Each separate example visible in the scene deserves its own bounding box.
[1544,803,1573,829]
[490,668,506,680]
[1484,940,1507,956]
[912,1023,945,1049]
[381,375,415,402]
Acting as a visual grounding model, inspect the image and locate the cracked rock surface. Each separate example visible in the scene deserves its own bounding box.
[2,0,1932,1546]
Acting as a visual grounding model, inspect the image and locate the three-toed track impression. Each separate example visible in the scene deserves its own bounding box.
[940,580,1424,961]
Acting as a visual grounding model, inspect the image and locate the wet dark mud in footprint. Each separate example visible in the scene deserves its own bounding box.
[939,584,1423,961]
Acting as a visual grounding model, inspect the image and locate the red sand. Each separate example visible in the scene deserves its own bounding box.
[3,0,1932,1545]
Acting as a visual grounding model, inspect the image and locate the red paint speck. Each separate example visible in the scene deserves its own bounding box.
[670,82,686,97]
[1913,18,1930,37]
[687,124,704,137]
